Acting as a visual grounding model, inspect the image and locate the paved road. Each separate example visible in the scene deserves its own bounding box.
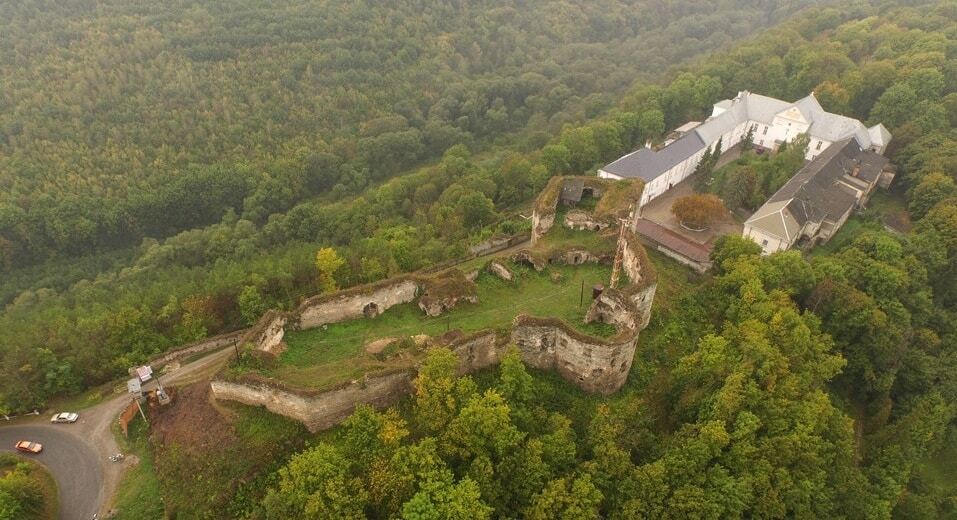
[0,345,237,518]
[0,424,100,520]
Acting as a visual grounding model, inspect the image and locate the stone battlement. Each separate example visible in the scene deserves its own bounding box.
[211,176,657,431]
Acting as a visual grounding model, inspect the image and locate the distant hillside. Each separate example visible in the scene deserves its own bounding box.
[0,0,825,271]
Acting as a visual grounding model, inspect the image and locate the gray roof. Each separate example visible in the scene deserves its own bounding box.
[868,123,891,147]
[748,138,888,236]
[600,90,888,184]
[600,132,705,181]
[561,179,585,202]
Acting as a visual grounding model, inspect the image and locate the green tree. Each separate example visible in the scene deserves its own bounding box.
[496,346,534,407]
[401,477,492,520]
[261,444,368,519]
[543,144,572,176]
[443,390,524,463]
[637,110,665,142]
[908,172,956,220]
[414,348,477,435]
[315,247,345,293]
[237,285,268,325]
[740,124,755,151]
[458,193,496,229]
[525,474,603,520]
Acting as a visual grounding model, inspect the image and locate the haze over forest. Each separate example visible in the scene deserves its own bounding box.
[1,1,956,518]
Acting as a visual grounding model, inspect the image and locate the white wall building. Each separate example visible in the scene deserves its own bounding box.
[743,138,891,255]
[598,91,891,207]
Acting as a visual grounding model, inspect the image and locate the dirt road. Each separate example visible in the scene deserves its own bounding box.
[0,346,236,518]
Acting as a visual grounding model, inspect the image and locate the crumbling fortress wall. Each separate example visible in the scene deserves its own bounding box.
[298,277,420,329]
[211,176,657,431]
[212,330,503,432]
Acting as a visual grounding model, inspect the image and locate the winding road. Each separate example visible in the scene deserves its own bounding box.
[0,425,100,519]
[0,345,236,519]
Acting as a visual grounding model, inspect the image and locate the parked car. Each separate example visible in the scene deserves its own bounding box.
[50,412,79,423]
[15,440,42,453]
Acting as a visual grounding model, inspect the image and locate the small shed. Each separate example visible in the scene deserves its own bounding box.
[560,179,585,205]
[127,378,142,397]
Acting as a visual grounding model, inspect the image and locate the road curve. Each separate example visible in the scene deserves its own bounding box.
[0,345,237,518]
[0,424,101,520]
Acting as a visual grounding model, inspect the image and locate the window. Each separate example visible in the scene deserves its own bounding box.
[762,126,768,135]
[761,239,769,246]
[816,140,823,150]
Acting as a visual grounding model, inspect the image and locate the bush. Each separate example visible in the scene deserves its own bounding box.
[671,194,728,229]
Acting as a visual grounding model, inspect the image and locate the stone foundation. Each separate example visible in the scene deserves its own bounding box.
[565,210,609,232]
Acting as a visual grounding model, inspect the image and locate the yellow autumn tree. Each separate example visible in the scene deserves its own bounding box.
[315,247,345,293]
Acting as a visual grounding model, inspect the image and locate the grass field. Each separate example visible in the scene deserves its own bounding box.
[110,417,164,520]
[269,261,616,389]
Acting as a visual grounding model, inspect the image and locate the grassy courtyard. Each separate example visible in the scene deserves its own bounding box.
[267,261,616,390]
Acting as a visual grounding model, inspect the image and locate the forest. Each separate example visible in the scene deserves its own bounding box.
[1,0,956,517]
[0,0,819,274]
[0,0,830,411]
[246,2,956,518]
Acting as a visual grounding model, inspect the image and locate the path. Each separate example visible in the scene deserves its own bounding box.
[0,346,236,519]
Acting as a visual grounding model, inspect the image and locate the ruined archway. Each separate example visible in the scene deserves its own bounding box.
[363,302,379,318]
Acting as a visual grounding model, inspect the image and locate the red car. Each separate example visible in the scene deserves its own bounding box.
[14,440,42,454]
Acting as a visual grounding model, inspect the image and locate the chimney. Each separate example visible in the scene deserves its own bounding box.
[851,161,861,178]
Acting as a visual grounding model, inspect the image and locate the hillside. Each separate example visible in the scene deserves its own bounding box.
[0,0,823,273]
[1,0,955,518]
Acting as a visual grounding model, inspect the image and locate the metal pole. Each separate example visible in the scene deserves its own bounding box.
[580,280,584,308]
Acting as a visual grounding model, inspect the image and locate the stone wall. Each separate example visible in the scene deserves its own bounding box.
[212,175,660,430]
[531,211,556,245]
[149,329,246,370]
[620,228,648,285]
[510,316,637,395]
[211,371,414,432]
[586,290,638,331]
[629,283,657,330]
[565,210,609,232]
[247,311,286,355]
[213,329,503,432]
[551,248,602,266]
[449,331,502,374]
[297,278,420,329]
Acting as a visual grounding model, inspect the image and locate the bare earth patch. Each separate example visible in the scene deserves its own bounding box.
[364,337,398,354]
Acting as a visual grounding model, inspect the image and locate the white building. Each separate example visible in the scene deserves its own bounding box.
[743,138,892,255]
[598,91,891,207]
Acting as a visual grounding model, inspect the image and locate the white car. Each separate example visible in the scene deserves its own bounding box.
[50,412,79,423]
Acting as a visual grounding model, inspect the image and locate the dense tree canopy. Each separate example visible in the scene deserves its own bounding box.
[0,0,821,272]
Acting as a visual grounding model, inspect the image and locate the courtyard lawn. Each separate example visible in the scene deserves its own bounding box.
[269,262,615,389]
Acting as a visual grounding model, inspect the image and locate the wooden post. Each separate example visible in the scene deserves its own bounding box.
[579,280,584,308]
[134,397,148,424]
